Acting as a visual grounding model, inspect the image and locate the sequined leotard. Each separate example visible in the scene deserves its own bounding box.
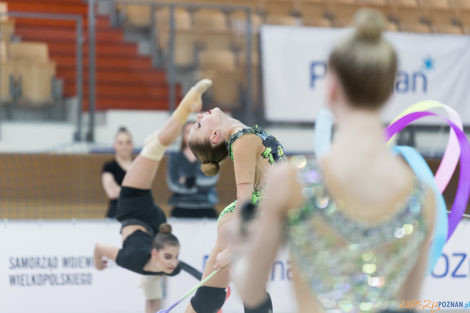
[287,156,428,313]
[218,125,286,222]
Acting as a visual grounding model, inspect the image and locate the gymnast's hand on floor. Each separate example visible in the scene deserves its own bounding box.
[94,258,108,271]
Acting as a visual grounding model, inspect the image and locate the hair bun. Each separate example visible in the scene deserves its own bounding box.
[354,8,385,40]
[159,223,172,234]
[201,162,220,176]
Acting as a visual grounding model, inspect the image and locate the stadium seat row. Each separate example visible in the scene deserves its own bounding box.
[0,2,59,108]
[119,2,468,109]
[120,0,470,34]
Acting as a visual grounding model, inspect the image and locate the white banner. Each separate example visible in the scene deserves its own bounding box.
[0,221,144,313]
[261,26,470,124]
[2,219,470,313]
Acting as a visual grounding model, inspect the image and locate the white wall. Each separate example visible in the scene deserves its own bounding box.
[0,122,76,152]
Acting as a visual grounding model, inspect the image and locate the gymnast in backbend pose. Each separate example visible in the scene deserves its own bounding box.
[181,106,286,313]
[230,9,436,313]
[93,79,212,313]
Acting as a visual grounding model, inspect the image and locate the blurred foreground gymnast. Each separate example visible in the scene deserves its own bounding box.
[231,9,436,313]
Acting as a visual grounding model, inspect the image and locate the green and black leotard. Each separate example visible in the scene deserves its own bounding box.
[218,125,286,222]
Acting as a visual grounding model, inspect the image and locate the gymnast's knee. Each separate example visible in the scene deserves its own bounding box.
[190,286,226,313]
[244,292,273,313]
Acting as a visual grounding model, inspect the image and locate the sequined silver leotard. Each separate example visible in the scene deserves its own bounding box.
[286,156,428,313]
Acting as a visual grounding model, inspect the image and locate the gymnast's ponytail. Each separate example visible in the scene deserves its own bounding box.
[189,139,228,176]
[201,162,220,176]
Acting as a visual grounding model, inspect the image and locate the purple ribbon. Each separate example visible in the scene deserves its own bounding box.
[386,111,470,240]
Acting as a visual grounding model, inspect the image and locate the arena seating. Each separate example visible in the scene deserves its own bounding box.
[262,0,301,16]
[299,2,332,26]
[0,3,14,43]
[0,42,13,103]
[4,0,175,111]
[145,0,468,109]
[120,2,153,27]
[198,49,240,109]
[3,0,468,113]
[8,42,57,105]
[0,3,60,112]
[0,3,13,104]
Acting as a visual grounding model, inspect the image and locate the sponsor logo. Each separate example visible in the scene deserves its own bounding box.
[310,56,434,94]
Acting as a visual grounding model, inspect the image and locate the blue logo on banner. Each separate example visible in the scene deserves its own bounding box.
[310,56,434,94]
[310,61,327,88]
[270,260,292,281]
[431,252,467,278]
[395,55,434,94]
[422,55,435,71]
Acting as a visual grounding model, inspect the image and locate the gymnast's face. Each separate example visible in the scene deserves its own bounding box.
[114,132,133,159]
[154,244,180,274]
[188,107,224,146]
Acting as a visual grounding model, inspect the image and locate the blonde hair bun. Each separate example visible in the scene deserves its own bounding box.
[201,162,220,176]
[354,8,385,40]
[159,223,172,234]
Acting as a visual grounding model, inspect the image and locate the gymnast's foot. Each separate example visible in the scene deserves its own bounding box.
[183,79,213,113]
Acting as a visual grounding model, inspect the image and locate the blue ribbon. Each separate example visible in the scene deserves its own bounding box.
[391,146,448,275]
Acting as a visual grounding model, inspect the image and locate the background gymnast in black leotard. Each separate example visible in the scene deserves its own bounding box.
[93,79,212,313]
